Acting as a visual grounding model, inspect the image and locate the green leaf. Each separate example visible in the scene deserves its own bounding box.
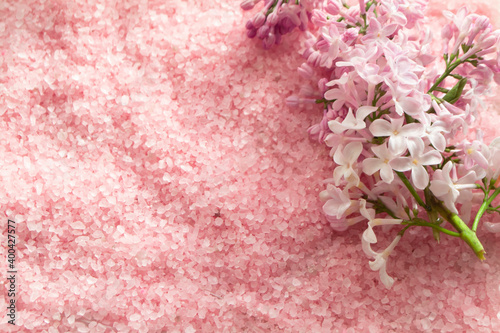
[442,78,467,104]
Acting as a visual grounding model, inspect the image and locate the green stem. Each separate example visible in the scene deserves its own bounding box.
[396,171,429,211]
[402,219,460,237]
[435,202,485,260]
[472,186,500,232]
[428,59,463,93]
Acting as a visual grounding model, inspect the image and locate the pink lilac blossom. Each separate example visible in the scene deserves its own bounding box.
[242,0,310,49]
[285,0,500,291]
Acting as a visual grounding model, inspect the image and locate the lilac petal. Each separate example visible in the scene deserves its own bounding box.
[369,255,386,271]
[429,180,450,197]
[362,158,384,175]
[420,151,443,166]
[323,199,350,218]
[412,164,430,190]
[373,218,403,226]
[327,217,349,232]
[342,108,357,127]
[356,106,378,122]
[381,23,398,37]
[429,133,446,152]
[399,123,424,138]
[328,119,346,134]
[324,133,341,147]
[444,196,459,214]
[371,144,390,160]
[333,146,345,165]
[369,119,392,136]
[332,99,347,111]
[490,137,500,149]
[333,165,345,184]
[380,164,394,183]
[390,157,411,172]
[484,222,500,233]
[388,136,407,155]
[324,89,342,100]
[399,97,422,116]
[344,142,363,163]
[471,150,489,170]
[378,264,395,289]
[362,237,377,257]
[362,227,378,244]
[359,200,375,221]
[457,171,478,185]
[407,137,425,157]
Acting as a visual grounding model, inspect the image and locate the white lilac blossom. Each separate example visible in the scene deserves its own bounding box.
[362,234,402,288]
[333,141,363,186]
[242,0,500,287]
[360,199,403,288]
[430,162,479,214]
[391,137,442,190]
[369,117,424,155]
[328,106,377,133]
[362,143,397,183]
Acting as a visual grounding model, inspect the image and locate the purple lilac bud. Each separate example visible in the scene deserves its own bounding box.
[300,85,316,97]
[247,28,257,39]
[286,95,301,107]
[298,63,314,79]
[307,50,321,67]
[342,28,358,45]
[252,12,266,29]
[467,16,490,46]
[263,32,276,49]
[267,11,279,26]
[240,0,259,11]
[257,25,270,39]
[245,20,255,30]
[317,78,328,93]
[359,0,365,15]
[275,32,282,45]
[279,17,297,35]
[302,47,314,59]
[242,0,310,49]
[311,9,328,26]
[325,1,341,16]
[441,24,453,54]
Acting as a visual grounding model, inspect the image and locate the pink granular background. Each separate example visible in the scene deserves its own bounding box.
[1,0,500,332]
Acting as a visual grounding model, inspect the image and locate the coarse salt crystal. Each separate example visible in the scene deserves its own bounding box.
[185,325,196,333]
[214,217,223,226]
[130,313,141,321]
[71,221,85,230]
[121,95,130,106]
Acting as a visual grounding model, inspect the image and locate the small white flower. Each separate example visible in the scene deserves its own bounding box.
[328,106,377,134]
[369,117,424,155]
[359,199,403,288]
[391,138,442,190]
[430,161,479,214]
[362,234,402,289]
[320,184,352,219]
[362,143,399,183]
[333,142,363,186]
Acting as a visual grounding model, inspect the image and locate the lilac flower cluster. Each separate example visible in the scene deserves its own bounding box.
[284,1,500,288]
[241,0,310,49]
